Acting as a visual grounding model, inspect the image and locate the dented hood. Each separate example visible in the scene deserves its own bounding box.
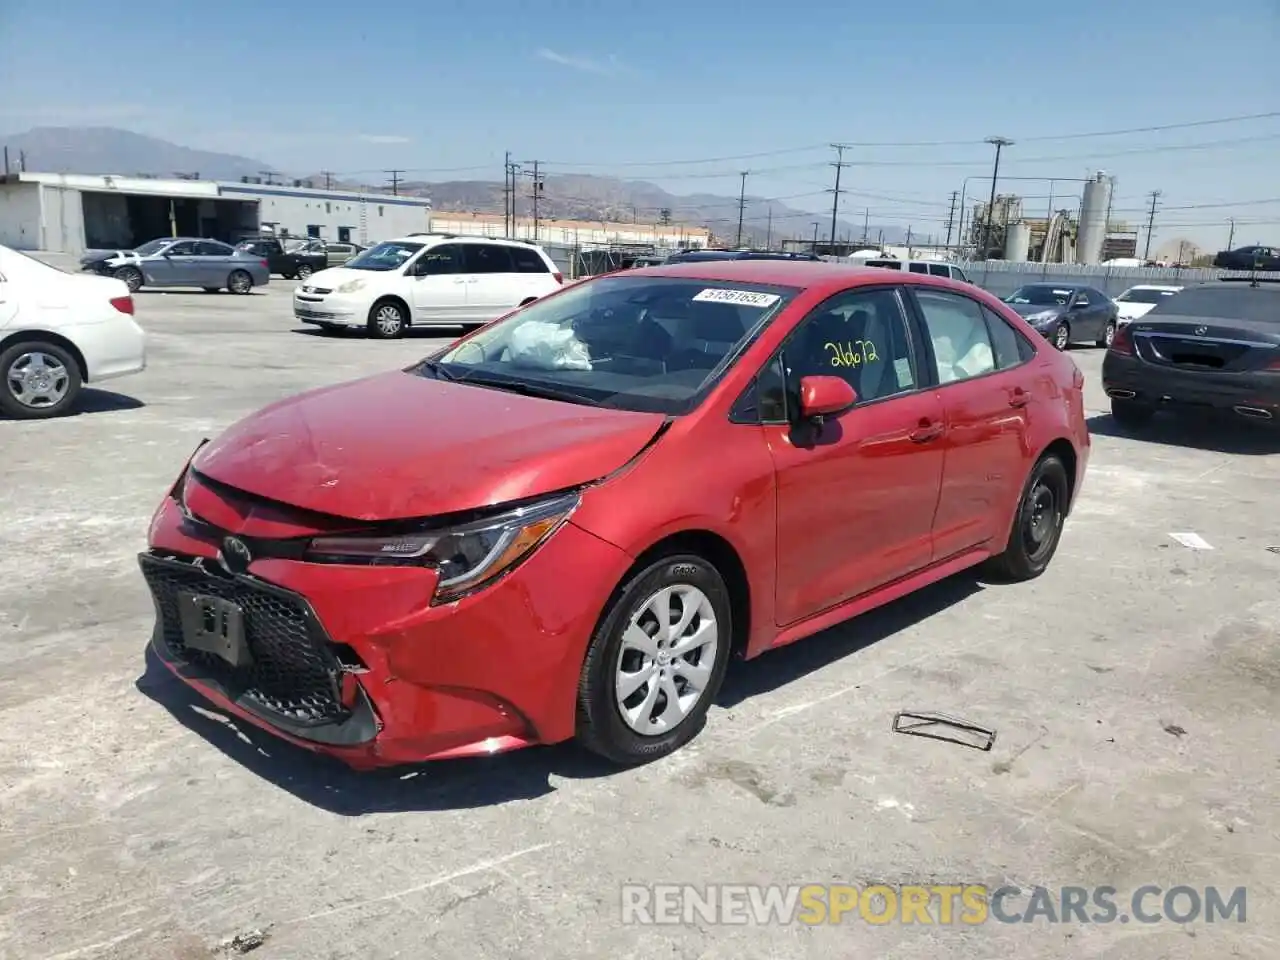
[193,371,667,521]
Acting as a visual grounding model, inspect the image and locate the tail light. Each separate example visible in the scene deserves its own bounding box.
[553,271,564,284]
[1109,325,1135,356]
[261,260,270,269]
[1265,356,1280,371]
[110,295,134,315]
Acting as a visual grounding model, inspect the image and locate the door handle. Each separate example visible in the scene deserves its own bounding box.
[1008,388,1030,408]
[909,421,944,443]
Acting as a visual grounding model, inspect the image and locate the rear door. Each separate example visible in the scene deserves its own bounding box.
[907,287,1036,558]
[509,244,558,299]
[459,242,520,320]
[194,240,236,285]
[756,284,945,623]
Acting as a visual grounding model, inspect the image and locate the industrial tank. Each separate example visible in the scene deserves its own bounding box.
[1004,221,1031,262]
[1076,172,1113,265]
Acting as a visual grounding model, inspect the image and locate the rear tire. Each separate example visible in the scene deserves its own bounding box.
[986,454,1070,582]
[0,340,83,419]
[367,299,407,339]
[227,270,253,294]
[576,554,733,765]
[1111,397,1155,426]
[114,265,143,292]
[1097,320,1116,348]
[1053,322,1071,351]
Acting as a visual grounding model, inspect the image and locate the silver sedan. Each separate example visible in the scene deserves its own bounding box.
[80,237,271,294]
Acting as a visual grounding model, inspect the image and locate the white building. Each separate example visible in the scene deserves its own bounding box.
[0,171,431,254]
[427,212,710,250]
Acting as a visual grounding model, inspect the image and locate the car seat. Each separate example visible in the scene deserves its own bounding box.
[669,303,747,370]
[932,308,995,384]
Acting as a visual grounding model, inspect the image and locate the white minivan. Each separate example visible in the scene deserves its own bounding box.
[293,235,564,338]
[861,258,972,283]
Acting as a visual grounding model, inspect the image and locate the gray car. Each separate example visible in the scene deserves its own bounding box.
[1001,283,1119,350]
[79,237,271,294]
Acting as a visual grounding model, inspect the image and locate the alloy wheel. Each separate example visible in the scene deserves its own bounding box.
[614,584,720,735]
[6,351,70,409]
[375,304,403,336]
[1054,324,1070,350]
[229,271,251,294]
[297,264,313,280]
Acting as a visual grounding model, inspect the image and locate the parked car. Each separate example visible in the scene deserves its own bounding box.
[663,249,821,264]
[1001,283,1119,349]
[235,238,327,281]
[0,244,146,419]
[860,258,972,284]
[1113,284,1183,327]
[80,237,270,294]
[322,241,365,268]
[140,260,1089,768]
[1212,245,1280,272]
[1102,279,1280,427]
[293,235,564,338]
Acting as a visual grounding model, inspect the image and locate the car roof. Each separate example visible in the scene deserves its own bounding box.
[1128,283,1182,290]
[624,258,980,294]
[388,234,542,249]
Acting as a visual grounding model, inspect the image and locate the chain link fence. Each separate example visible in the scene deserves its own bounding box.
[954,259,1280,299]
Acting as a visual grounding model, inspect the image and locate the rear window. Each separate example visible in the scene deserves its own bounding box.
[863,260,902,270]
[908,263,929,274]
[510,245,550,273]
[1118,287,1179,304]
[1146,285,1280,324]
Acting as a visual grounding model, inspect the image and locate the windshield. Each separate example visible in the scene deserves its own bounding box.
[863,260,901,270]
[1145,285,1280,323]
[1118,287,1179,304]
[134,239,171,256]
[345,241,424,271]
[1005,285,1072,306]
[428,275,798,414]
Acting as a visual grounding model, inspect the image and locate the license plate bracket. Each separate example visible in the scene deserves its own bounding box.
[176,591,252,667]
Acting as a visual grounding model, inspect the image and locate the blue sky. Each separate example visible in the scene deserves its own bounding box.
[1,0,1277,249]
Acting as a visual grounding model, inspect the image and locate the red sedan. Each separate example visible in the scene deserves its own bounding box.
[140,261,1089,768]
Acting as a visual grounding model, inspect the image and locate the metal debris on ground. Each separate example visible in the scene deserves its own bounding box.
[216,929,269,955]
[1265,546,1280,554]
[1168,532,1214,550]
[892,711,996,751]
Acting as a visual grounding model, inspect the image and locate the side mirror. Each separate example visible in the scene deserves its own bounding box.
[798,375,857,421]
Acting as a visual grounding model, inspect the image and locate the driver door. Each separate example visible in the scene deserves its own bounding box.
[756,285,945,625]
[154,240,198,285]
[408,243,469,323]
[1068,289,1102,340]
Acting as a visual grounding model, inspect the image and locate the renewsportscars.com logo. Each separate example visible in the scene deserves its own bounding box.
[621,884,1248,926]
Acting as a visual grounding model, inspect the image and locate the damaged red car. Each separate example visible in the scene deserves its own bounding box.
[140,260,1089,769]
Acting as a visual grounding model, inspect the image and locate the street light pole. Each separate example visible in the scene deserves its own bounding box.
[981,137,1013,260]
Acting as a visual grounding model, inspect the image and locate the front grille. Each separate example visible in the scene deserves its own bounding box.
[141,554,347,725]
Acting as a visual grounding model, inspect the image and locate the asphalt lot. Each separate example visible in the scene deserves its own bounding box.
[2,280,1279,960]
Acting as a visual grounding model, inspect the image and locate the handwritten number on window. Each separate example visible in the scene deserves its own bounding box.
[825,341,879,368]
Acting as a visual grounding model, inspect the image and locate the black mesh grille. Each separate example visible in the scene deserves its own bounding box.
[141,554,348,725]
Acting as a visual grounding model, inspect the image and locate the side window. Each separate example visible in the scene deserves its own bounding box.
[780,287,919,405]
[414,244,460,275]
[1073,290,1091,307]
[950,267,970,283]
[914,290,997,384]
[908,262,930,274]
[980,306,1035,369]
[166,241,196,255]
[928,263,950,277]
[510,245,551,273]
[461,243,516,274]
[196,241,232,256]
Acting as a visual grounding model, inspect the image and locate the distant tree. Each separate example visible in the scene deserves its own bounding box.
[659,208,672,225]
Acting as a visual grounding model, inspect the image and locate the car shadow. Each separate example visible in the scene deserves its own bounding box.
[135,572,983,814]
[289,326,470,339]
[1086,412,1280,455]
[718,573,984,707]
[1,388,145,420]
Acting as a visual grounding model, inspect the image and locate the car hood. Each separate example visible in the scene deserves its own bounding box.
[80,249,137,265]
[192,370,668,521]
[1005,303,1066,320]
[303,266,378,288]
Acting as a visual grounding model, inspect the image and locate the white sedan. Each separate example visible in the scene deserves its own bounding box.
[1114,284,1183,327]
[0,245,147,419]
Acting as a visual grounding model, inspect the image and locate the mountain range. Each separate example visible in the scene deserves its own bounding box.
[0,126,905,246]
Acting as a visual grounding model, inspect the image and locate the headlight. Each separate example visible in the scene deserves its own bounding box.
[304,491,580,603]
[335,279,366,294]
[1027,311,1058,324]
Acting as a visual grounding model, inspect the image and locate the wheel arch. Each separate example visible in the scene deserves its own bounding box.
[0,330,90,382]
[621,529,752,660]
[369,294,411,326]
[1040,437,1079,513]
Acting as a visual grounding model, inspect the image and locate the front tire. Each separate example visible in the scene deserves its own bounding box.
[295,263,313,281]
[1053,322,1071,351]
[227,270,253,294]
[114,265,143,292]
[576,554,733,765]
[368,299,408,339]
[1097,320,1116,348]
[0,341,83,419]
[986,454,1070,582]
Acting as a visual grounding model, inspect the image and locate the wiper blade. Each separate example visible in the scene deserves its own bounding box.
[457,375,601,406]
[417,359,457,381]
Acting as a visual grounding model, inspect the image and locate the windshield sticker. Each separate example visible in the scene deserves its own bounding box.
[692,288,780,308]
[825,340,879,368]
[1052,289,1072,296]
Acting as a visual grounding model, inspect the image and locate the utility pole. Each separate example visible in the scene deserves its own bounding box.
[320,171,334,190]
[3,147,9,175]
[259,170,278,185]
[944,190,959,248]
[811,221,820,253]
[384,170,404,196]
[19,150,27,171]
[828,143,849,248]
[905,225,913,253]
[1143,190,1161,261]
[528,160,544,242]
[981,137,1013,259]
[862,207,869,243]
[502,151,512,237]
[735,171,748,248]
[1227,217,1236,250]
[765,206,773,250]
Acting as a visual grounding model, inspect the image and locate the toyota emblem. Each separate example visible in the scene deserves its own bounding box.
[1194,325,1208,336]
[220,536,252,574]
